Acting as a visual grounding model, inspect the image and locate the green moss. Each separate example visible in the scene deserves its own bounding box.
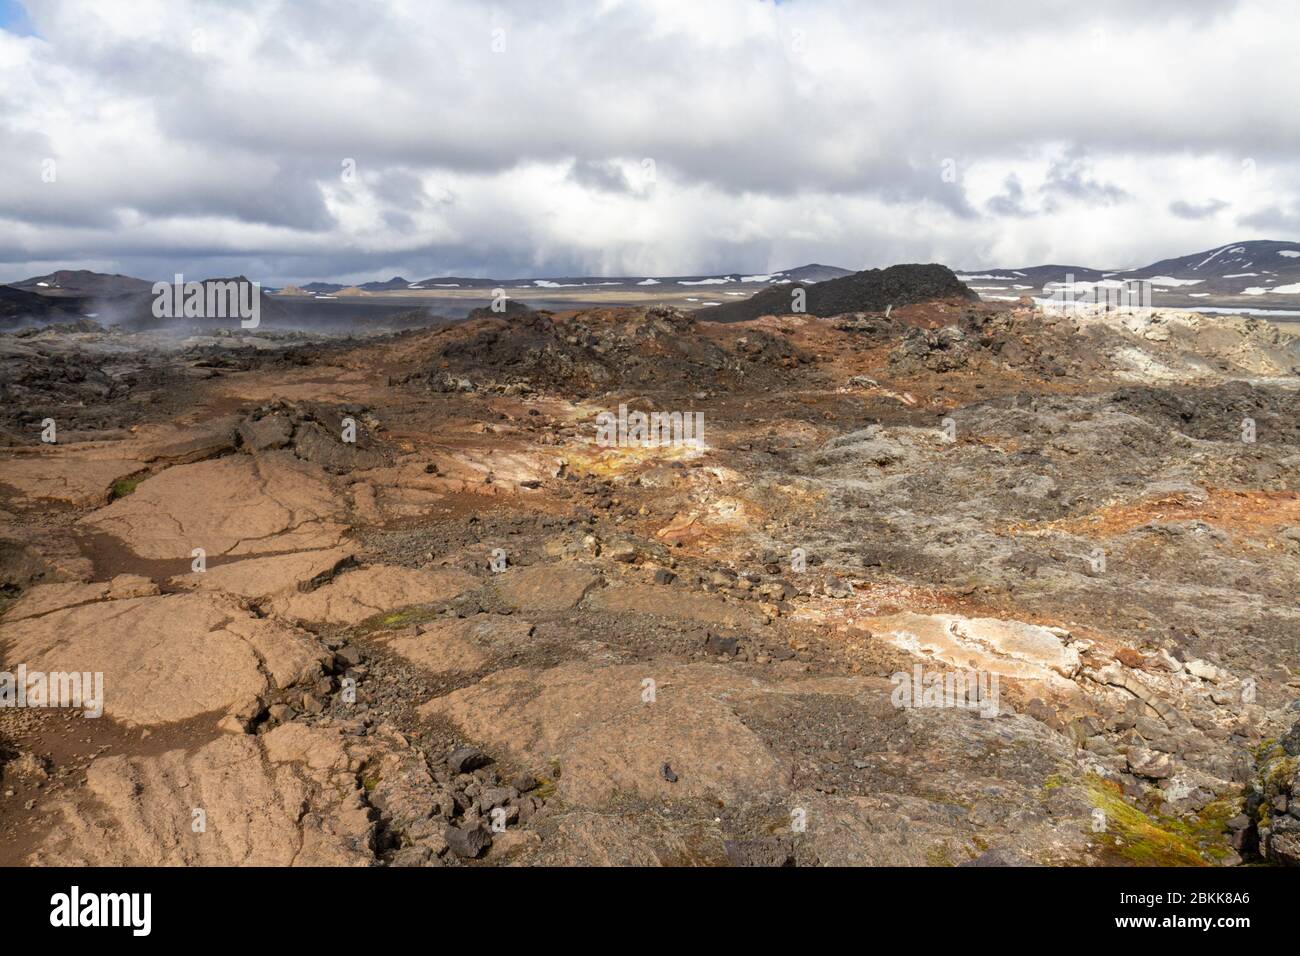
[109,475,144,500]
[355,605,442,634]
[1086,775,1216,867]
[925,843,956,867]
[1254,738,1285,764]
[1043,773,1067,792]
[1264,756,1296,790]
[533,759,561,800]
[1163,798,1240,863]
[357,756,382,793]
[1255,755,1296,828]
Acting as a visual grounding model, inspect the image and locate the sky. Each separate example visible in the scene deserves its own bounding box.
[0,0,1297,285]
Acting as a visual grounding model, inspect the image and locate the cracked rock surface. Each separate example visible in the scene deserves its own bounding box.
[1,301,1298,867]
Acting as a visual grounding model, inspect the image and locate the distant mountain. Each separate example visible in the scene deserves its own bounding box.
[359,276,417,292]
[955,264,1104,287]
[11,269,154,298]
[1124,240,1300,297]
[127,275,294,327]
[11,246,1297,329]
[963,240,1300,302]
[696,264,978,323]
[409,276,505,290]
[10,272,299,327]
[280,264,857,295]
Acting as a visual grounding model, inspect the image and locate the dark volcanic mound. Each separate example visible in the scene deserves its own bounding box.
[1109,381,1300,442]
[105,275,294,329]
[696,263,978,323]
[0,286,82,328]
[410,306,807,397]
[465,299,534,321]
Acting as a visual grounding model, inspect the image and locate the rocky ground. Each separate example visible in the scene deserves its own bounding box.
[0,297,1297,867]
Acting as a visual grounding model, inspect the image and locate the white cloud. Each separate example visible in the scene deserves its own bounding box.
[0,0,1296,283]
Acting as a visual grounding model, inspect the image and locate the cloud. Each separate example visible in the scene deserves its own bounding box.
[566,159,634,195]
[985,174,1032,218]
[1240,201,1300,234]
[1042,149,1130,207]
[1169,198,1229,220]
[0,0,1296,283]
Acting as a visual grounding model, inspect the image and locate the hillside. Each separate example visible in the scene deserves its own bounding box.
[10,269,154,298]
[0,285,83,328]
[964,240,1300,305]
[695,263,978,322]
